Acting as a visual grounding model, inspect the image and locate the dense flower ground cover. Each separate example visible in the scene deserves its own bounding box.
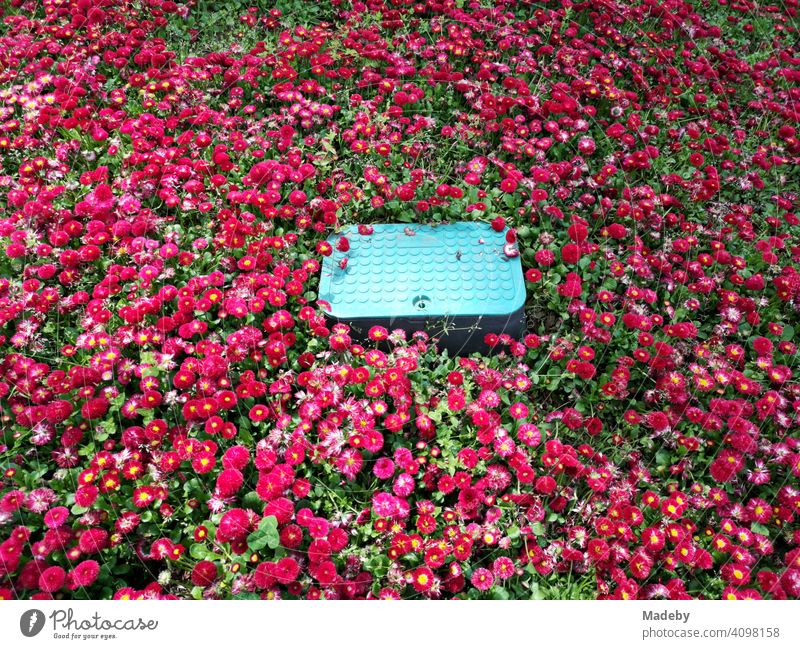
[0,0,799,601]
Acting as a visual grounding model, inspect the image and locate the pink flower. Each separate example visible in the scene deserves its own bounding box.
[470,568,494,591]
[215,469,243,497]
[373,457,395,480]
[191,561,218,587]
[372,492,399,518]
[392,473,415,498]
[307,517,330,539]
[68,560,100,589]
[492,557,516,580]
[509,402,529,419]
[335,448,363,480]
[43,506,69,529]
[78,528,109,554]
[39,566,66,593]
[217,509,252,543]
[516,423,541,447]
[561,243,582,264]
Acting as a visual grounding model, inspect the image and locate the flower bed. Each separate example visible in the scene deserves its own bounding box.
[0,0,799,600]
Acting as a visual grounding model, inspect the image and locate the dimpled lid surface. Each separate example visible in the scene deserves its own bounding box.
[318,222,525,320]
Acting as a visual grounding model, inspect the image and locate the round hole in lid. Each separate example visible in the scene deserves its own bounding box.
[413,295,431,311]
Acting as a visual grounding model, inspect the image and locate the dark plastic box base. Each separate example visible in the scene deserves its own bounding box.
[325,307,526,356]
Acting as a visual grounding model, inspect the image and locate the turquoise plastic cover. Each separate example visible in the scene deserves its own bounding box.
[318,222,526,320]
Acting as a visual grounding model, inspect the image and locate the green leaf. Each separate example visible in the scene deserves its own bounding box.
[247,515,280,551]
[366,554,390,575]
[528,581,545,600]
[233,591,261,600]
[100,419,116,437]
[751,522,770,536]
[491,586,510,600]
[242,490,262,510]
[190,543,208,560]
